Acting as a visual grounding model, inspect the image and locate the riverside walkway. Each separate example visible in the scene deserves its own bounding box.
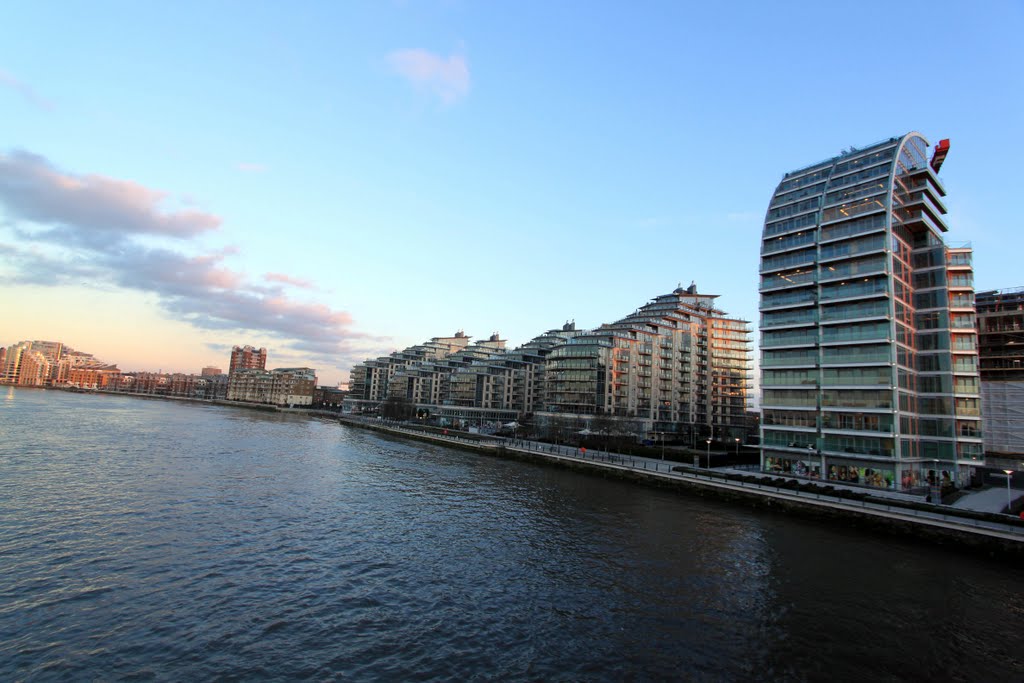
[341,417,1024,547]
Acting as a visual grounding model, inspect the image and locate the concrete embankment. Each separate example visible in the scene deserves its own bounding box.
[339,417,1024,560]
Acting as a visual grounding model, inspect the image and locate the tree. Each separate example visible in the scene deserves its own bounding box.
[381,395,416,420]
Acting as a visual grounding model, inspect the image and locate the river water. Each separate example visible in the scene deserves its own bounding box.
[0,388,1021,681]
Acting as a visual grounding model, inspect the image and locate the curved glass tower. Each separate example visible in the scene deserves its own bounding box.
[758,133,983,491]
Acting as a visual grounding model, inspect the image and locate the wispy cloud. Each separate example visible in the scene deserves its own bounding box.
[0,69,53,111]
[265,272,315,289]
[387,48,470,105]
[0,150,220,240]
[237,162,268,173]
[0,149,388,371]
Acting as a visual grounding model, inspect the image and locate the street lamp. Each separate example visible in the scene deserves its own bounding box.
[705,438,712,469]
[1004,469,1015,513]
[734,437,740,457]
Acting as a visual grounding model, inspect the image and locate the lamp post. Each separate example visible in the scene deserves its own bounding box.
[734,437,740,457]
[705,438,712,469]
[660,432,665,460]
[1004,469,1015,513]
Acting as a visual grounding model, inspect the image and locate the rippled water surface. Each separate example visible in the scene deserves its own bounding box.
[1,388,1022,681]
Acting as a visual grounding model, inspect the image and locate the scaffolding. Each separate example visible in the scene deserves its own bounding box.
[982,381,1024,455]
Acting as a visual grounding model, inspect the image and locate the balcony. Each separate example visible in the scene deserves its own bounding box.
[896,208,947,234]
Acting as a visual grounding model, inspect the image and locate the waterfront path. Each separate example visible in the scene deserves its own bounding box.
[341,417,1024,545]
[951,485,1022,514]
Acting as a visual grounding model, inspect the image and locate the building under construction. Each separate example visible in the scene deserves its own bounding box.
[977,287,1024,468]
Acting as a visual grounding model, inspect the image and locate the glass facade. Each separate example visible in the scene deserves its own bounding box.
[541,284,751,441]
[758,133,983,490]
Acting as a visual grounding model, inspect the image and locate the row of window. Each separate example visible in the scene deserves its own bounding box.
[762,348,818,366]
[826,162,890,190]
[821,298,890,322]
[762,328,818,347]
[761,229,816,256]
[761,269,816,290]
[913,396,981,416]
[762,309,818,328]
[762,388,895,410]
[820,212,887,243]
[761,287,816,309]
[819,233,886,261]
[777,166,831,194]
[761,248,817,273]
[763,367,894,387]
[823,180,886,208]
[820,277,889,301]
[821,197,887,224]
[820,255,886,282]
[831,147,896,177]
[764,211,819,238]
[766,195,821,221]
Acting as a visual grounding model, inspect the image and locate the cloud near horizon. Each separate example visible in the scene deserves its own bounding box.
[387,49,470,105]
[0,69,54,110]
[0,149,388,370]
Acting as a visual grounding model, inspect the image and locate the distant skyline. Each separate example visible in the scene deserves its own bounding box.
[2,2,1022,385]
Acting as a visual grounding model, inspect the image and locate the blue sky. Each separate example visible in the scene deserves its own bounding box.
[2,1,1022,386]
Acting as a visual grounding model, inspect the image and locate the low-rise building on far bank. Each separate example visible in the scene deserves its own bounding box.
[227,367,317,407]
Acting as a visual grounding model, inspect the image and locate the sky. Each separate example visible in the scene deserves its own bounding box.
[2,1,1022,387]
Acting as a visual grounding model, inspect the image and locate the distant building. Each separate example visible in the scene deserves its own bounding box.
[68,366,121,390]
[313,386,348,410]
[439,324,583,427]
[0,341,115,387]
[347,332,472,412]
[227,367,317,406]
[229,346,267,375]
[29,341,64,366]
[758,133,982,490]
[539,283,750,442]
[1,341,59,386]
[208,373,229,399]
[1,343,28,384]
[976,287,1024,468]
[56,351,103,385]
[17,349,50,386]
[389,334,507,407]
[201,366,223,376]
[344,284,752,441]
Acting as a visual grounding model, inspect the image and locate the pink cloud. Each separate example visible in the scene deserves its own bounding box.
[387,49,470,105]
[264,272,316,289]
[0,69,53,110]
[0,149,380,372]
[0,150,220,239]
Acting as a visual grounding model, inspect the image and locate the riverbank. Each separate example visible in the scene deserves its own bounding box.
[339,415,1024,560]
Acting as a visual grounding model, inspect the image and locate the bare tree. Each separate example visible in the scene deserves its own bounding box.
[381,396,415,420]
